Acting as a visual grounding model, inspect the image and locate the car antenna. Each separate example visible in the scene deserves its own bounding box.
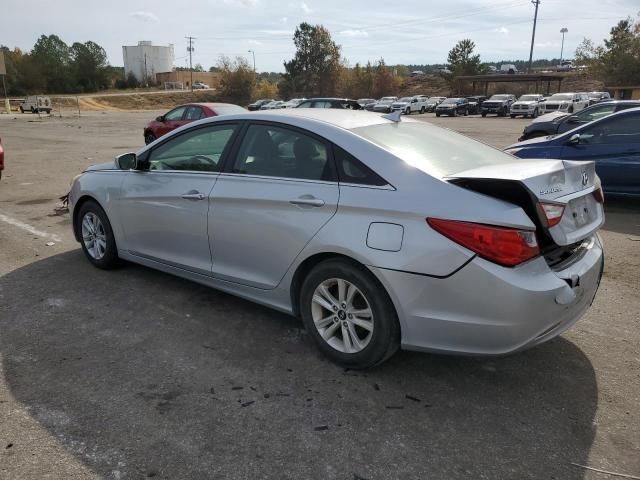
[382,110,402,123]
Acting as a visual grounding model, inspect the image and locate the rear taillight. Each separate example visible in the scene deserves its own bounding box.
[427,218,540,268]
[592,187,604,203]
[537,202,565,227]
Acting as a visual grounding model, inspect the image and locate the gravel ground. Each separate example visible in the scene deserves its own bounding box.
[0,111,638,480]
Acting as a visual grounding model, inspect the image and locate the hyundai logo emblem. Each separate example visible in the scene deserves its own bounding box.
[581,171,589,187]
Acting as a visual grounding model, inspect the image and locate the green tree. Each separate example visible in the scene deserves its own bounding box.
[575,17,640,85]
[217,55,255,104]
[447,39,483,77]
[70,41,108,92]
[280,23,342,97]
[31,34,73,92]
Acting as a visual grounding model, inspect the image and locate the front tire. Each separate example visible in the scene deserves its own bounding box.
[533,108,539,118]
[77,200,119,270]
[481,112,487,117]
[299,259,400,369]
[568,106,574,113]
[510,114,516,118]
[144,132,156,145]
[420,106,425,114]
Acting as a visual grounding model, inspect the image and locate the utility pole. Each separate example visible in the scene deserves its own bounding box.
[528,0,541,73]
[186,36,195,91]
[560,27,568,64]
[144,53,148,87]
[248,49,256,72]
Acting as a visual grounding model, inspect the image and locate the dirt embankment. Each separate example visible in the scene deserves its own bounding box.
[49,90,222,112]
[397,72,606,97]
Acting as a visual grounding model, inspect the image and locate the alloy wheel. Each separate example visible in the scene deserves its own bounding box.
[81,212,107,260]
[311,278,374,354]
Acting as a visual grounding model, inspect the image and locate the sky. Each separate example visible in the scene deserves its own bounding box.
[3,0,638,72]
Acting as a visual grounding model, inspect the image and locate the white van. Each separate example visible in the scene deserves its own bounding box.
[20,96,52,114]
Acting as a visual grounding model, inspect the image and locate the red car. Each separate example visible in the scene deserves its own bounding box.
[143,103,246,144]
[0,136,4,180]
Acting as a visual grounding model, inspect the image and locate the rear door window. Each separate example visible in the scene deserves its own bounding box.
[184,106,204,120]
[231,124,334,181]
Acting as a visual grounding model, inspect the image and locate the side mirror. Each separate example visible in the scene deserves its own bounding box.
[566,134,581,146]
[115,152,137,170]
[156,115,165,122]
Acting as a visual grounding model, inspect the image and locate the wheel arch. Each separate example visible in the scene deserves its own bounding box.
[289,251,398,321]
[72,194,105,242]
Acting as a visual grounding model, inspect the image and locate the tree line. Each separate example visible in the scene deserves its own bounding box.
[0,35,124,95]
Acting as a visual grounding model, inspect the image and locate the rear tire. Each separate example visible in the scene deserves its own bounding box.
[481,112,487,117]
[299,259,400,369]
[435,113,441,117]
[77,200,119,270]
[569,106,574,113]
[510,114,516,118]
[420,106,425,114]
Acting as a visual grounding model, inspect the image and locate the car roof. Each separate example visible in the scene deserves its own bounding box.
[183,103,239,109]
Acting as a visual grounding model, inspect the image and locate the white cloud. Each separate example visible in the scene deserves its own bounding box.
[339,30,369,38]
[224,0,258,6]
[301,2,312,13]
[494,26,509,35]
[129,11,159,23]
[248,39,264,46]
[281,16,288,24]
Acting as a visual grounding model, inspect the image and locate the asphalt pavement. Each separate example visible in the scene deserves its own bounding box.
[0,111,638,479]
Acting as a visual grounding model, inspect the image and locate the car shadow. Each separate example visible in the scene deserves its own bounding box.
[603,197,640,236]
[0,250,597,479]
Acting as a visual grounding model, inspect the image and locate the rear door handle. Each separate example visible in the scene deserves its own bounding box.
[181,191,206,201]
[289,196,325,207]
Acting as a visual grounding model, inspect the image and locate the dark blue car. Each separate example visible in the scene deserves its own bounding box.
[504,107,640,196]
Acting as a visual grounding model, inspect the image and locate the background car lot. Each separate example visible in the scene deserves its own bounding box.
[0,112,638,479]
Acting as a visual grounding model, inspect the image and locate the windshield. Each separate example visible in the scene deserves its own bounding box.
[426,97,440,102]
[549,94,573,101]
[441,98,458,105]
[352,123,515,178]
[398,97,412,102]
[518,95,539,102]
[213,105,247,115]
[489,95,510,100]
[379,99,394,104]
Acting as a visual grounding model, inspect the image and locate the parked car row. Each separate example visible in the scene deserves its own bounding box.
[248,99,307,110]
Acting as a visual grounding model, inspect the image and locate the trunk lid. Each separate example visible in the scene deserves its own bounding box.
[446,159,604,248]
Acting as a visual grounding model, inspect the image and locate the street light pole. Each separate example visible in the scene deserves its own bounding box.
[560,27,568,64]
[248,50,256,72]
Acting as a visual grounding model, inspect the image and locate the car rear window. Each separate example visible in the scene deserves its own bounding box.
[351,122,516,177]
[213,105,247,115]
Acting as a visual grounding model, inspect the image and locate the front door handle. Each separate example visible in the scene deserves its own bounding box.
[181,191,206,201]
[289,196,325,207]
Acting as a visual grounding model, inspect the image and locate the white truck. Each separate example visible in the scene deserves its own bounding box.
[20,96,52,114]
[390,95,429,114]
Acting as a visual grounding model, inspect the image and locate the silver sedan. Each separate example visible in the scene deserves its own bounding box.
[69,109,605,368]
